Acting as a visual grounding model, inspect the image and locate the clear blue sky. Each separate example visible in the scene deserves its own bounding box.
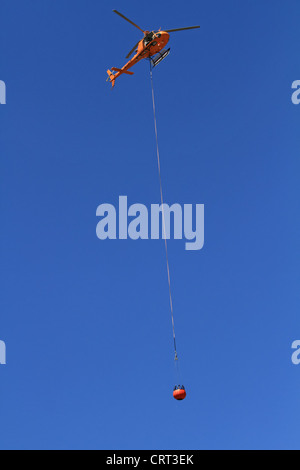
[0,0,300,450]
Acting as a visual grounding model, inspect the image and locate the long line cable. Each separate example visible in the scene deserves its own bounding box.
[149,61,178,363]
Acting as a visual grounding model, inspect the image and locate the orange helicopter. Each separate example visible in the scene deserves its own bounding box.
[107,10,200,87]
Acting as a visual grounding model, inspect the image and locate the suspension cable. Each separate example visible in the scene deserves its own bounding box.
[149,61,178,362]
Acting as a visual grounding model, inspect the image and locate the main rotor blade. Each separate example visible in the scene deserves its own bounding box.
[126,41,140,59]
[113,10,145,33]
[165,26,200,33]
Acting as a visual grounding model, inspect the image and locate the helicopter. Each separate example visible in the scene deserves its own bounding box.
[107,10,200,87]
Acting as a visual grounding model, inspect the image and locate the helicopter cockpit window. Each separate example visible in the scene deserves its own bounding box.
[144,32,155,46]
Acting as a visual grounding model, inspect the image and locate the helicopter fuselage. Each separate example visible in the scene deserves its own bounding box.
[137,31,170,57]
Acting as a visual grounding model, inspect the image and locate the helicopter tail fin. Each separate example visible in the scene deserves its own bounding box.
[106,69,116,88]
[107,68,135,87]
